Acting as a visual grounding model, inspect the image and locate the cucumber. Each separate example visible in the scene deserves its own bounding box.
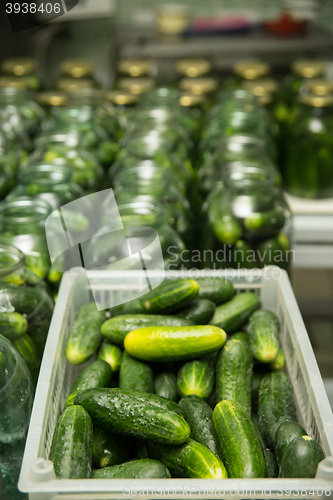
[232,239,254,269]
[49,405,93,479]
[13,334,40,386]
[175,299,216,324]
[124,325,226,362]
[65,303,105,365]
[179,395,220,458]
[67,360,112,406]
[251,367,269,413]
[92,427,131,468]
[215,338,253,415]
[279,435,325,478]
[147,438,228,479]
[101,314,193,346]
[256,236,288,270]
[258,371,297,449]
[196,277,234,304]
[229,331,249,343]
[177,360,214,398]
[97,342,122,372]
[210,292,261,334]
[92,459,171,479]
[154,371,178,402]
[0,312,27,341]
[74,388,190,445]
[119,351,154,393]
[247,309,280,363]
[274,419,307,465]
[212,214,242,245]
[244,209,285,237]
[112,388,184,416]
[269,348,285,371]
[252,414,278,478]
[213,400,267,478]
[111,279,199,316]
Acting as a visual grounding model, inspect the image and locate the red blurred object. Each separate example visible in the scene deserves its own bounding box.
[264,11,308,36]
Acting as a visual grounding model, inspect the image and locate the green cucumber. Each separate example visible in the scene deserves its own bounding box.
[92,427,131,468]
[212,214,242,244]
[13,334,40,386]
[229,331,249,343]
[124,325,226,362]
[49,405,93,479]
[274,419,307,465]
[147,438,228,479]
[101,314,193,346]
[251,367,269,413]
[74,388,190,445]
[175,299,216,324]
[244,209,285,237]
[119,351,154,393]
[67,360,112,406]
[247,309,280,363]
[213,399,267,478]
[215,338,253,415]
[111,278,199,316]
[258,371,297,449]
[97,342,122,372]
[196,277,234,304]
[279,435,325,478]
[252,414,278,478]
[233,239,254,269]
[0,312,27,341]
[210,292,261,334]
[179,395,220,458]
[154,371,178,402]
[112,388,183,416]
[65,303,105,365]
[177,360,214,398]
[92,459,171,479]
[269,348,285,371]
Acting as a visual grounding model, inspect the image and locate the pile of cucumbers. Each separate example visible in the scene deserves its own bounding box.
[50,277,324,480]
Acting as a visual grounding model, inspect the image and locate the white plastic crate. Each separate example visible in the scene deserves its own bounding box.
[19,267,333,499]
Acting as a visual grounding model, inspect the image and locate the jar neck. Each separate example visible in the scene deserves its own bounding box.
[221,164,276,191]
[0,243,25,278]
[0,87,28,104]
[18,164,72,187]
[117,202,164,229]
[0,198,51,232]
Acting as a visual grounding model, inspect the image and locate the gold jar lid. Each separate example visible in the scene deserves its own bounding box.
[302,79,333,96]
[233,60,270,80]
[180,93,205,107]
[118,60,152,78]
[300,94,333,107]
[60,59,94,78]
[0,76,28,89]
[176,59,211,78]
[56,77,95,91]
[179,77,218,95]
[37,91,68,107]
[2,57,37,76]
[106,91,139,106]
[118,78,155,95]
[242,78,279,97]
[291,60,325,78]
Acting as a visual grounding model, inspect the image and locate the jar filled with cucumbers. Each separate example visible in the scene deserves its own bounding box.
[1,57,41,91]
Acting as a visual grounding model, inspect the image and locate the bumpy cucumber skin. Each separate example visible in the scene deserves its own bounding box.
[49,405,93,479]
[258,371,297,450]
[74,388,190,445]
[213,400,267,478]
[196,278,235,304]
[124,325,226,362]
[119,351,154,393]
[154,371,178,402]
[177,360,214,398]
[97,342,123,372]
[247,309,280,363]
[147,438,228,479]
[110,279,199,316]
[176,299,216,325]
[101,314,193,346]
[92,427,132,468]
[67,360,112,406]
[0,312,28,340]
[216,338,253,415]
[210,292,261,334]
[269,348,285,371]
[92,459,171,479]
[179,395,221,459]
[274,419,307,465]
[65,303,105,365]
[112,388,183,416]
[229,331,250,343]
[279,435,325,478]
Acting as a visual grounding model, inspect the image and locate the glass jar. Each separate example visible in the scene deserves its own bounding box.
[105,91,139,133]
[201,163,292,270]
[1,56,41,90]
[56,77,96,92]
[36,91,68,117]
[58,59,97,85]
[0,198,52,281]
[175,58,211,79]
[117,59,154,78]
[224,60,270,90]
[117,77,156,96]
[283,94,333,199]
[0,244,54,367]
[179,77,218,110]
[0,335,33,500]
